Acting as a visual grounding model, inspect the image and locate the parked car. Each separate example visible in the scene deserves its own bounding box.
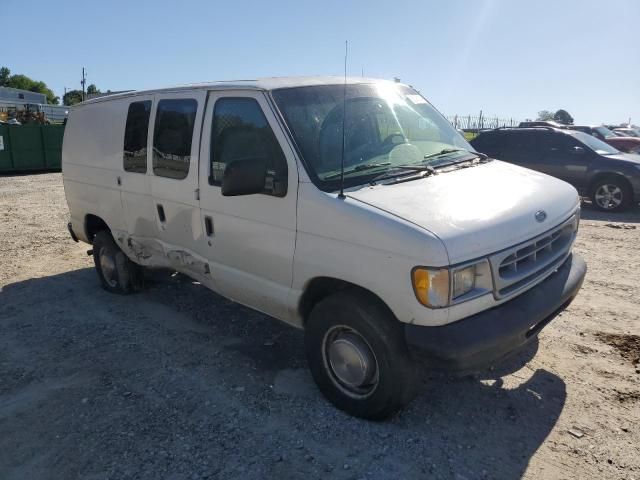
[518,120,564,128]
[471,127,640,211]
[63,77,586,419]
[612,127,640,138]
[565,125,640,153]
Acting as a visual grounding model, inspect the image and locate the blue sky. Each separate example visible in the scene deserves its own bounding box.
[3,0,639,124]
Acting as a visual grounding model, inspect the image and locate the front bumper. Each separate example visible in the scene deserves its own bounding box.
[404,253,586,372]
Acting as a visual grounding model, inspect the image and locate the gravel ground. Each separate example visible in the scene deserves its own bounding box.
[1,173,639,480]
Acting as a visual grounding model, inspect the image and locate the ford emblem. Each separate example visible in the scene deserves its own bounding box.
[535,210,547,223]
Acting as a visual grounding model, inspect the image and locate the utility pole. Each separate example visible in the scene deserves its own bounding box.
[63,87,68,106]
[81,68,87,101]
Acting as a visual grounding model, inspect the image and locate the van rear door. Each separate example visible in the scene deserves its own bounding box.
[120,96,155,244]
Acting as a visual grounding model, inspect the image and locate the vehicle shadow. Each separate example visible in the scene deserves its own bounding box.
[580,199,640,223]
[0,267,566,479]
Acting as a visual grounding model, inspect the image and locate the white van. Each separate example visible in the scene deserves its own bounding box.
[63,77,586,419]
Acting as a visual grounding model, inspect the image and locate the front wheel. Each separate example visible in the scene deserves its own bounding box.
[590,176,632,212]
[304,290,420,420]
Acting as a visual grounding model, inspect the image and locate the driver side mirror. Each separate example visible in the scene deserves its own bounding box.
[221,157,267,196]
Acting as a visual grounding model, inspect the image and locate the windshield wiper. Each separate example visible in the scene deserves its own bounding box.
[394,164,437,174]
[423,148,467,160]
[369,164,436,184]
[423,148,488,162]
[323,148,489,185]
[372,150,489,183]
[323,162,391,180]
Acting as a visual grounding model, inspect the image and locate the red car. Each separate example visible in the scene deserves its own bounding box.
[566,125,640,153]
[613,127,640,138]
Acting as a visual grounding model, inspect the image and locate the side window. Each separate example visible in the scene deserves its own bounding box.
[472,132,501,154]
[152,99,197,179]
[533,132,556,154]
[210,97,288,197]
[123,100,151,173]
[591,129,604,140]
[524,132,548,156]
[552,133,582,153]
[504,132,537,162]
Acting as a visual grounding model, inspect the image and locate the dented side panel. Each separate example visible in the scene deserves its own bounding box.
[115,232,218,291]
[115,231,299,326]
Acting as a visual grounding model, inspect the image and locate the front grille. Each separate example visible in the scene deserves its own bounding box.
[489,214,578,299]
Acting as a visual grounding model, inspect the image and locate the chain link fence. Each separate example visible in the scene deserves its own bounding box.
[447,113,521,132]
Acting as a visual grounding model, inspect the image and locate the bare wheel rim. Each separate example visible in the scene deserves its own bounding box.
[594,184,623,210]
[99,247,118,288]
[322,326,379,398]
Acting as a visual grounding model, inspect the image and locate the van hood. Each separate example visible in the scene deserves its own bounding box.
[347,160,579,264]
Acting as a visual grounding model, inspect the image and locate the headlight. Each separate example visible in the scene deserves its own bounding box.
[452,265,476,298]
[412,259,492,308]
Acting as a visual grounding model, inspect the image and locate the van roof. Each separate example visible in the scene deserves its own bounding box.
[78,76,402,106]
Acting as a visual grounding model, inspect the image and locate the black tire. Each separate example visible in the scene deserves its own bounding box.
[92,230,143,294]
[590,175,632,212]
[304,290,420,420]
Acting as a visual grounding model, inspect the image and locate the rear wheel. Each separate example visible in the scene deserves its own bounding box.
[92,230,143,294]
[304,290,420,420]
[590,176,632,212]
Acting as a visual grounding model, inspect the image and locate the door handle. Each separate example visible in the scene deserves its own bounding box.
[117,176,122,186]
[156,204,166,223]
[204,216,214,237]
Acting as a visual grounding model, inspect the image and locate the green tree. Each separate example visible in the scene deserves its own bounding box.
[63,83,104,105]
[63,89,84,106]
[0,66,59,104]
[537,110,555,121]
[0,67,10,86]
[554,109,574,125]
[87,84,100,95]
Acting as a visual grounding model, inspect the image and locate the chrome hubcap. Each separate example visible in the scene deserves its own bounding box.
[324,327,378,396]
[99,247,118,287]
[595,184,623,209]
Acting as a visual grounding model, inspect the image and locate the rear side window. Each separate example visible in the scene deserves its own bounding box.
[210,97,287,197]
[503,131,540,161]
[123,100,151,173]
[153,99,197,179]
[472,132,501,152]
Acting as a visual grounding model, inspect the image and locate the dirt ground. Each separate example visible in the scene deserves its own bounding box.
[1,173,639,480]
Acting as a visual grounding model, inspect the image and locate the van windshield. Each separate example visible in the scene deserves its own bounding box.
[272,83,473,190]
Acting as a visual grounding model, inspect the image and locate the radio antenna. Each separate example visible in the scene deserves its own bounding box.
[338,40,348,200]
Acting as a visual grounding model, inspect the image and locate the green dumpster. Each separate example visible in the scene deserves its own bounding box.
[42,125,65,170]
[0,124,65,173]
